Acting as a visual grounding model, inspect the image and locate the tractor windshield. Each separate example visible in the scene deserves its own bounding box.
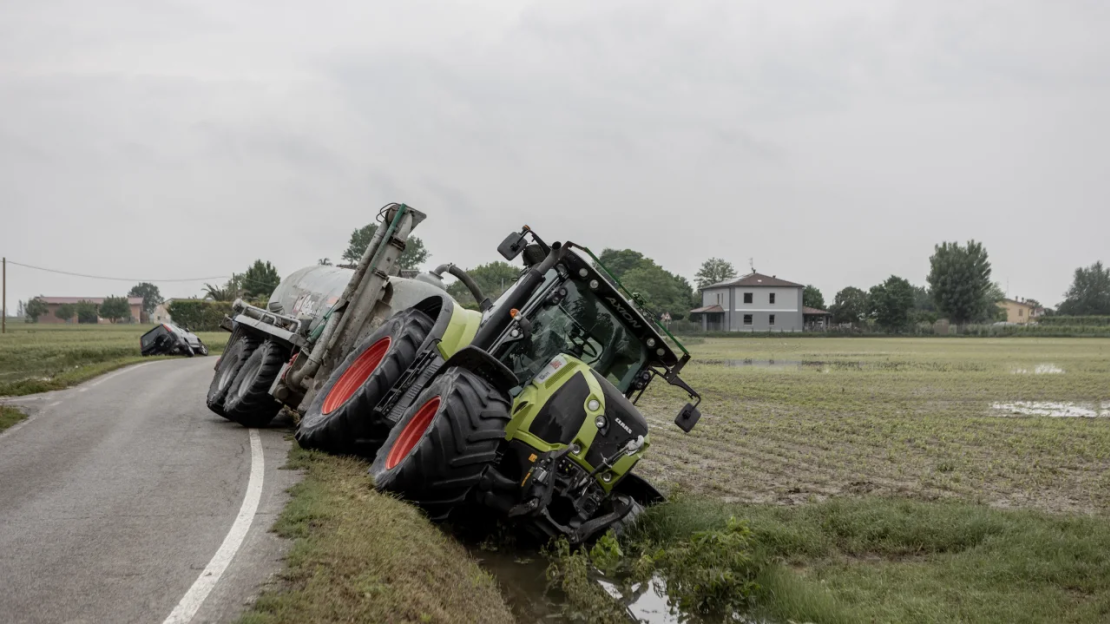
[500,273,648,392]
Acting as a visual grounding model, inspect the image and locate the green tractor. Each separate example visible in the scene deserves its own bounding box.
[207,204,701,543]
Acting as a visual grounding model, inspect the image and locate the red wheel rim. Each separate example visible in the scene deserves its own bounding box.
[386,397,441,469]
[321,337,391,414]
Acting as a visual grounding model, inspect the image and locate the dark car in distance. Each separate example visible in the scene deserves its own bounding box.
[140,323,209,357]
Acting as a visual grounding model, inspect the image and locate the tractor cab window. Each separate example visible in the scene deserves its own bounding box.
[499,274,648,393]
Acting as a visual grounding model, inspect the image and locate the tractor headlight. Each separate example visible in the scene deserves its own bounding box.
[594,415,607,429]
[646,337,656,347]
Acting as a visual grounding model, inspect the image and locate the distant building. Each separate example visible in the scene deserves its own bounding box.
[998,298,1042,324]
[37,296,143,324]
[150,300,175,324]
[690,273,810,332]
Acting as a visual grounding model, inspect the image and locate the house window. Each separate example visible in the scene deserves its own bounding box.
[1018,308,1023,317]
[769,314,775,326]
[770,293,776,304]
[743,314,753,325]
[743,292,753,304]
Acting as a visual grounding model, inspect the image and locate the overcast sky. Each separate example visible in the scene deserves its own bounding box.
[1,0,1107,311]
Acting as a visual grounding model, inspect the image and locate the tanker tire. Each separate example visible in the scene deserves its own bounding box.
[370,368,511,521]
[223,339,289,428]
[206,335,259,419]
[296,308,434,456]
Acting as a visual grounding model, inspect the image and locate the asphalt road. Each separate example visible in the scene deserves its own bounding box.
[0,358,299,624]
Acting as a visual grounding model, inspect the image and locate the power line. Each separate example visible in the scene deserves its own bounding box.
[6,260,229,283]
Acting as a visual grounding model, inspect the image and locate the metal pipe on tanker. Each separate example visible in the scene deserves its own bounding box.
[289,205,411,390]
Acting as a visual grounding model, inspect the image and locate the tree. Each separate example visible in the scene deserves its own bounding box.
[54,303,76,323]
[595,249,646,280]
[25,297,48,323]
[127,282,163,315]
[204,274,242,302]
[1057,261,1110,316]
[830,287,868,325]
[983,282,1007,322]
[342,223,429,269]
[594,248,696,319]
[621,263,697,320]
[694,258,737,289]
[446,262,520,307]
[242,261,281,300]
[868,276,915,331]
[927,240,993,325]
[99,296,132,323]
[803,285,825,310]
[75,300,100,324]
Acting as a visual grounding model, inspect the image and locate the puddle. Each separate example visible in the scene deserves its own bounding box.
[1011,363,1064,375]
[718,359,861,371]
[472,545,773,623]
[991,401,1110,418]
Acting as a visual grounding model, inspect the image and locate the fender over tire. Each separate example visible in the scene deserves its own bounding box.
[223,339,289,428]
[206,335,259,419]
[296,308,434,456]
[370,368,512,521]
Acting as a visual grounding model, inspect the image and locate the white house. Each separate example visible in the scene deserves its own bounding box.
[690,272,824,332]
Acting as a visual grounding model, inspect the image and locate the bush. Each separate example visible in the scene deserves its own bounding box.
[167,300,233,331]
[1037,315,1110,327]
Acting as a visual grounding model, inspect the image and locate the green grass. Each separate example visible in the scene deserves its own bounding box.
[626,496,1110,623]
[238,445,514,624]
[0,324,228,396]
[0,405,28,431]
[597,337,1110,622]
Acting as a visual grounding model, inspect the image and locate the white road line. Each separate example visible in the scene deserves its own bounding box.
[161,429,264,624]
[47,401,61,408]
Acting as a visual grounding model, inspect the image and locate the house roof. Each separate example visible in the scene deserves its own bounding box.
[40,296,143,305]
[803,306,831,316]
[1000,298,1037,308]
[689,304,724,314]
[703,272,804,289]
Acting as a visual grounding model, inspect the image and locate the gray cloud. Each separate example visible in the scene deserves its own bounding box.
[0,0,1107,309]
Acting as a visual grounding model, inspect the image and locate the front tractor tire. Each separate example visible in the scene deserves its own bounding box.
[296,308,434,456]
[369,368,511,521]
[206,335,259,419]
[223,339,290,428]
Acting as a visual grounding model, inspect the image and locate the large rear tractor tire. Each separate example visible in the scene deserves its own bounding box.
[369,368,511,521]
[206,335,259,419]
[296,308,434,456]
[223,339,290,428]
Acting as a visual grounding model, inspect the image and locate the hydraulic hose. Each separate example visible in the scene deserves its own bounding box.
[433,264,491,311]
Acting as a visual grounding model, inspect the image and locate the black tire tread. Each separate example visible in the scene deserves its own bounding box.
[296,308,434,456]
[206,335,259,419]
[223,339,289,428]
[370,368,512,520]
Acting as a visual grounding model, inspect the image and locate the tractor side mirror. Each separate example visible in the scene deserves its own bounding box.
[675,403,701,433]
[498,231,527,260]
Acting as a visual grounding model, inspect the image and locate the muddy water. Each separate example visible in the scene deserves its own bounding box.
[471,545,772,623]
[991,401,1110,418]
[716,359,862,371]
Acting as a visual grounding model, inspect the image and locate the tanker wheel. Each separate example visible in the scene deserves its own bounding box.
[369,368,512,521]
[206,335,259,419]
[223,339,290,428]
[296,308,434,457]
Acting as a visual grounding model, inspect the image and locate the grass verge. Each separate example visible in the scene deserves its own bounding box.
[238,445,514,624]
[0,405,28,432]
[576,495,1110,623]
[0,324,227,396]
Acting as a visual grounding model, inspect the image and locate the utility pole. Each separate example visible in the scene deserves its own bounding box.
[2,257,6,335]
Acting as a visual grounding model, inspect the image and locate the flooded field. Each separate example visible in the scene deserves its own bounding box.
[635,337,1110,515]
